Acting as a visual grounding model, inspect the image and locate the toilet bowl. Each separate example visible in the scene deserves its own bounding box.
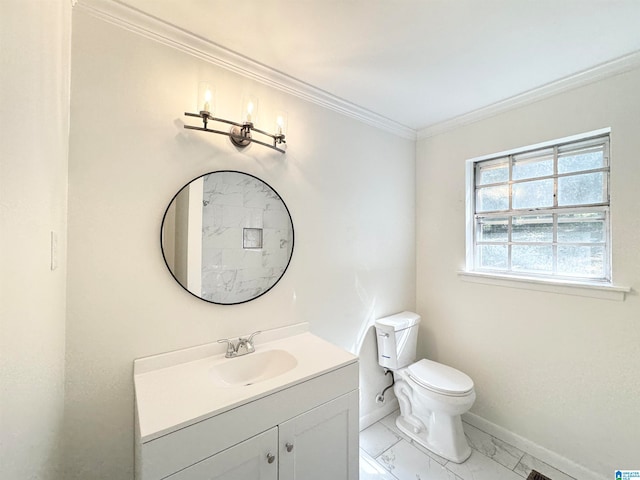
[375,312,475,463]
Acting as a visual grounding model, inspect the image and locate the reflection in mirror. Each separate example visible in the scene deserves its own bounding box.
[161,171,294,305]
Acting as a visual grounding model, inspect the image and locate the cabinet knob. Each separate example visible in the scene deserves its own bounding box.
[285,442,294,453]
[266,453,275,464]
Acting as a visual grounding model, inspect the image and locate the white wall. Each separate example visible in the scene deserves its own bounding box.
[0,1,71,479]
[416,67,640,477]
[65,11,415,479]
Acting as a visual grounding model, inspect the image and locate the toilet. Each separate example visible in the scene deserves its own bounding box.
[375,311,475,463]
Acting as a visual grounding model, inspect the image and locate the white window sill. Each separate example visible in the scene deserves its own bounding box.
[458,271,631,301]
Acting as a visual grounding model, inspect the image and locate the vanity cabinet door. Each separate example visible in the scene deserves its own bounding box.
[166,427,278,480]
[278,390,359,480]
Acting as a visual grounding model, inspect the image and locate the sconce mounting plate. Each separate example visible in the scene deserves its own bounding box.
[229,125,252,148]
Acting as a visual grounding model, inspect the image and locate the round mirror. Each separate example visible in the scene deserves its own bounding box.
[161,170,294,305]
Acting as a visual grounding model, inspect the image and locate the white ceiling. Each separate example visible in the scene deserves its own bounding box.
[118,0,640,132]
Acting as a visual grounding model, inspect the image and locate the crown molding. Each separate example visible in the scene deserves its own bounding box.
[73,0,417,140]
[73,0,640,143]
[418,49,640,140]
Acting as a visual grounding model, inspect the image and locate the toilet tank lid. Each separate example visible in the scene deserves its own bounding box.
[375,311,421,330]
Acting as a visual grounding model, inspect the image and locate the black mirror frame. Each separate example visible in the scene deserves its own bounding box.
[160,170,295,305]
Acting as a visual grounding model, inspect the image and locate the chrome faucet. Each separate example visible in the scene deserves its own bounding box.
[217,331,261,358]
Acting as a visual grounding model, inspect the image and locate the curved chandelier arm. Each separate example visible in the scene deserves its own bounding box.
[184,112,286,154]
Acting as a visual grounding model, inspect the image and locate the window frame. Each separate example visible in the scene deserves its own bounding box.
[465,128,612,285]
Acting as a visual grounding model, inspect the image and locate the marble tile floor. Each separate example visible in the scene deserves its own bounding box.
[359,411,577,480]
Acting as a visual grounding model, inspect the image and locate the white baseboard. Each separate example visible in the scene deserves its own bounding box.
[462,412,607,480]
[359,398,399,431]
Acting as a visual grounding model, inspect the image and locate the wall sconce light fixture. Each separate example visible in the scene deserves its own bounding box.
[184,85,287,153]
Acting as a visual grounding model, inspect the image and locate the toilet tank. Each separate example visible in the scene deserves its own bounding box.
[374,311,421,370]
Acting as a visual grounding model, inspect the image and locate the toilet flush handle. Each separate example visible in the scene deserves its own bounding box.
[379,332,389,338]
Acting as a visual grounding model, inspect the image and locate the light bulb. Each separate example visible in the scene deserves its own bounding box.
[274,111,287,137]
[203,89,212,114]
[241,95,258,124]
[246,101,254,123]
[198,82,214,115]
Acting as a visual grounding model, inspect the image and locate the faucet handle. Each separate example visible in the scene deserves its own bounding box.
[237,331,261,354]
[217,338,236,357]
[246,331,262,344]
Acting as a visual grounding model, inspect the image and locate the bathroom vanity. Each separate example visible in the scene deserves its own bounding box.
[134,324,359,480]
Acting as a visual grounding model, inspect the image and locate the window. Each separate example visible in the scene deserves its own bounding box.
[467,131,611,283]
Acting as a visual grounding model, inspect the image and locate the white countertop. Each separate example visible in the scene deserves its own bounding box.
[134,328,357,442]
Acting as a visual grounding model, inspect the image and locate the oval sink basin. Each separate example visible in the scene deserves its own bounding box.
[210,349,298,387]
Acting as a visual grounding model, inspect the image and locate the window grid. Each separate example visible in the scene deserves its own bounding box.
[472,135,610,282]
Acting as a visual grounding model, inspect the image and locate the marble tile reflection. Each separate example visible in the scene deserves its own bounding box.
[263,209,290,229]
[199,171,292,303]
[202,226,241,249]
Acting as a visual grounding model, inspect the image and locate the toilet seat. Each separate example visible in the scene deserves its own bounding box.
[407,359,474,397]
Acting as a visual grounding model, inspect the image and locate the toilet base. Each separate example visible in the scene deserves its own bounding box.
[395,413,471,464]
